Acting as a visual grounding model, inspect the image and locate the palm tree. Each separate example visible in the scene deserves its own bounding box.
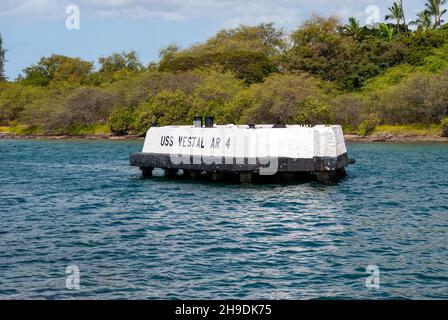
[410,10,433,31]
[379,23,395,40]
[343,17,364,40]
[385,2,404,34]
[425,0,447,28]
[0,33,6,81]
[400,0,410,34]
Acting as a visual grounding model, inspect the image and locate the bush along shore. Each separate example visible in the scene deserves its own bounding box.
[1,4,448,140]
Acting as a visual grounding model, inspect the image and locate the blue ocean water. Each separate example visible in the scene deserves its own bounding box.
[0,139,447,299]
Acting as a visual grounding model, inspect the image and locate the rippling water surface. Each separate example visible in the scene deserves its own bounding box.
[0,139,447,299]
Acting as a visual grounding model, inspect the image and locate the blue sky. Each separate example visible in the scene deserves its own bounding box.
[0,0,426,80]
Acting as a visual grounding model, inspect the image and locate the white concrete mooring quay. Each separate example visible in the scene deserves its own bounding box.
[130,117,355,184]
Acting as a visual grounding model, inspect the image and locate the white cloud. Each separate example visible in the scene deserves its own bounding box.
[0,0,68,19]
[93,5,186,21]
[0,0,426,27]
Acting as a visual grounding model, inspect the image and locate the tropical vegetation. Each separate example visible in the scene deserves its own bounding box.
[0,1,448,137]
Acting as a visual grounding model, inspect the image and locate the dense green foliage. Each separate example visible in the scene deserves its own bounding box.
[284,16,408,90]
[160,51,276,85]
[442,117,448,136]
[20,55,94,87]
[1,1,448,136]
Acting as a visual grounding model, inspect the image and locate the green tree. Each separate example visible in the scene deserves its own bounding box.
[95,51,144,83]
[343,17,365,41]
[358,116,380,136]
[330,95,366,130]
[159,51,276,84]
[158,23,284,84]
[159,44,180,60]
[379,23,396,40]
[190,71,243,121]
[370,72,448,124]
[441,117,448,136]
[404,29,446,64]
[21,55,93,86]
[224,89,256,124]
[99,51,143,74]
[109,107,135,135]
[143,89,192,127]
[410,10,433,31]
[385,2,404,34]
[0,33,6,81]
[400,0,410,34]
[425,0,447,28]
[182,23,286,58]
[294,98,332,125]
[241,73,332,124]
[0,83,45,123]
[287,16,406,90]
[132,102,155,135]
[287,15,345,82]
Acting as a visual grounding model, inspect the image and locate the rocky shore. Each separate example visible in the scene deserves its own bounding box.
[344,133,448,143]
[0,132,144,140]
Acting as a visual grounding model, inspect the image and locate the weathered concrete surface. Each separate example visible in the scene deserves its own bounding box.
[130,153,350,173]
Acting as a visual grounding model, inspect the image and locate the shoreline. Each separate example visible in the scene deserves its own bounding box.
[1,132,447,143]
[344,134,448,143]
[0,132,144,140]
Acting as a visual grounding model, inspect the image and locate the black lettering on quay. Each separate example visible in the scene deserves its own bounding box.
[161,136,232,149]
[160,136,174,147]
[210,137,221,149]
[178,136,205,148]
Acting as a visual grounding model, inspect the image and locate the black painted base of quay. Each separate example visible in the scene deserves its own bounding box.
[130,152,351,184]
